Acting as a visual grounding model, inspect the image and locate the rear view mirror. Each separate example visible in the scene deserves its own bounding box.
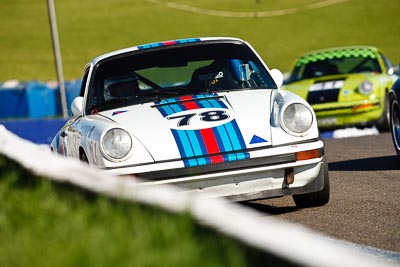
[270,69,283,88]
[388,65,399,75]
[71,96,84,116]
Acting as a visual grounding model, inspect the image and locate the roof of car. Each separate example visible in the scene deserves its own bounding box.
[298,46,379,57]
[294,46,380,66]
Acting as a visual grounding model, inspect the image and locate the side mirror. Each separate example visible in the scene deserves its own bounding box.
[71,96,84,116]
[270,68,284,88]
[388,65,400,75]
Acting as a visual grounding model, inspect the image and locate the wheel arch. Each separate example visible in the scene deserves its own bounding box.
[389,87,399,103]
[79,146,89,163]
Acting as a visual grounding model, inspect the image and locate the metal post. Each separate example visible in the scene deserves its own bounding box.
[47,0,68,118]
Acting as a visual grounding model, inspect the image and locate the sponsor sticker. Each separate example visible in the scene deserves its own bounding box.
[309,80,344,91]
[317,117,337,125]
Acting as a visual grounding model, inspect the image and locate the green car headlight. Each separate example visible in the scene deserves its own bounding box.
[101,128,132,161]
[281,103,313,136]
[359,80,373,96]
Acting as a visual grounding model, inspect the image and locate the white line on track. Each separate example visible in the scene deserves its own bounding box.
[147,0,349,18]
[323,237,400,265]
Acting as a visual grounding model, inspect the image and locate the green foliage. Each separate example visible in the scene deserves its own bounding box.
[0,156,256,267]
[1,0,399,80]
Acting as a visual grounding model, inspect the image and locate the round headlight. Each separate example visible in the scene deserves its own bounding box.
[101,128,132,161]
[359,80,373,95]
[281,103,313,135]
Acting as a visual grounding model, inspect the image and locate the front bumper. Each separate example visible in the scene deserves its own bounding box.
[104,139,326,202]
[160,159,324,202]
[313,99,383,128]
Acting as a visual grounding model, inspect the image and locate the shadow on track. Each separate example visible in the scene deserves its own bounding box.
[328,155,400,171]
[240,201,299,216]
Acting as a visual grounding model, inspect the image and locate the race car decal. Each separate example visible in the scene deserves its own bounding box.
[309,80,344,92]
[166,109,233,129]
[296,48,376,67]
[155,94,249,167]
[184,152,249,167]
[112,110,128,116]
[137,38,201,50]
[307,79,344,105]
[249,135,268,144]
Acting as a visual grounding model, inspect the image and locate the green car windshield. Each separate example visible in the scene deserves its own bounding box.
[288,48,382,83]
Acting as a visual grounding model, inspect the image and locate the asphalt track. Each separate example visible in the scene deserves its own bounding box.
[247,132,400,257]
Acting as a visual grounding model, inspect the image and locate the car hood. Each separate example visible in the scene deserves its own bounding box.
[100,90,274,162]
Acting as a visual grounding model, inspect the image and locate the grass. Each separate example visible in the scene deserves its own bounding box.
[0,155,295,267]
[0,0,399,81]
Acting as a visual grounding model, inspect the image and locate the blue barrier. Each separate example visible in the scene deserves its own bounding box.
[0,118,68,145]
[65,80,82,116]
[320,131,334,139]
[0,82,29,118]
[0,80,82,119]
[26,82,59,118]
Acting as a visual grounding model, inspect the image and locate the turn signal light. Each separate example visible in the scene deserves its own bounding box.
[296,149,319,161]
[352,103,374,112]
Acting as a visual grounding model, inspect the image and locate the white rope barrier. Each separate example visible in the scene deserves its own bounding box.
[0,125,395,267]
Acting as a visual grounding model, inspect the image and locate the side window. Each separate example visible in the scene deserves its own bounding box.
[80,70,89,97]
[380,53,392,71]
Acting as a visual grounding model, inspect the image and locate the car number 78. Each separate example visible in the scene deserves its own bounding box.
[167,110,229,127]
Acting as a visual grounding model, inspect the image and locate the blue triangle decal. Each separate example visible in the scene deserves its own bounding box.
[250,135,268,144]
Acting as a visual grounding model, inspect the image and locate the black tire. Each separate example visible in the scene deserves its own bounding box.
[390,97,400,156]
[376,94,390,132]
[292,157,330,208]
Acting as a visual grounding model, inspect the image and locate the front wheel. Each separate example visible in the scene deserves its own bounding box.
[292,157,330,208]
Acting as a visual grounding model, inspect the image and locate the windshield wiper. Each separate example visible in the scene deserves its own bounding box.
[88,98,130,113]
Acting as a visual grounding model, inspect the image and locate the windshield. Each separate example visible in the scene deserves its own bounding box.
[288,48,382,83]
[86,41,276,113]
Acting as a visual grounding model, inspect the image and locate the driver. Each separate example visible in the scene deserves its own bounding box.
[104,75,139,101]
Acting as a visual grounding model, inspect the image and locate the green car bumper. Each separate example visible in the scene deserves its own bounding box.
[312,98,383,128]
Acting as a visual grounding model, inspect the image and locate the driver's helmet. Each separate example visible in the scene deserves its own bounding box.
[104,75,139,101]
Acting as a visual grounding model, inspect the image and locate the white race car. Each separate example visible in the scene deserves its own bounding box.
[51,37,329,207]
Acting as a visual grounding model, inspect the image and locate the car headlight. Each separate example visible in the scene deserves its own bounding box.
[281,103,313,136]
[359,80,373,95]
[101,128,132,161]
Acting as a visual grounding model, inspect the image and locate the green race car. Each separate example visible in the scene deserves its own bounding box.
[283,46,399,131]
